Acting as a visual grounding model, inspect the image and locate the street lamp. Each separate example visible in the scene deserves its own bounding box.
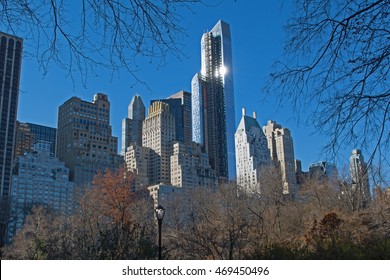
[155,205,165,260]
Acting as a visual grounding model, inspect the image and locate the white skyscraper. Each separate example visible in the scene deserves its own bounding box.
[263,120,297,196]
[235,109,271,194]
[142,101,175,185]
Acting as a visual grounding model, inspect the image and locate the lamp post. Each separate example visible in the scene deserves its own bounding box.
[155,205,165,260]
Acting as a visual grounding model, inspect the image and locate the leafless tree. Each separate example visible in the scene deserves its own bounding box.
[267,0,389,166]
[0,0,209,85]
[2,169,156,259]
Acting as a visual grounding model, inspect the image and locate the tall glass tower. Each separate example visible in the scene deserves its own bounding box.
[0,32,22,199]
[192,20,236,180]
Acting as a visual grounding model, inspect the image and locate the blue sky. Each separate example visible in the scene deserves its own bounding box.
[16,1,349,171]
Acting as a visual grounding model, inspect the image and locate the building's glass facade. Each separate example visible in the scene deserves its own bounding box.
[0,32,22,199]
[192,20,236,180]
[26,122,57,155]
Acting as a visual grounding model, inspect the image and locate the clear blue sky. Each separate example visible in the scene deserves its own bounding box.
[16,1,350,171]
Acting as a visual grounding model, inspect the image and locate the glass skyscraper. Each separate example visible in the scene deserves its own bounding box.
[0,32,22,199]
[192,20,236,180]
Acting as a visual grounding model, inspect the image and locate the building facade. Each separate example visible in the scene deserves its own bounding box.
[14,121,33,158]
[7,141,73,242]
[350,149,371,209]
[142,101,175,185]
[56,93,121,195]
[170,141,217,189]
[235,109,271,194]
[121,95,145,155]
[0,32,22,200]
[152,91,192,144]
[26,122,57,155]
[192,20,236,180]
[263,120,298,196]
[125,144,151,192]
[14,121,57,157]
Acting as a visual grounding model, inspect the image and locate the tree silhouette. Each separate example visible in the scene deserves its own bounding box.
[0,0,208,85]
[267,0,389,166]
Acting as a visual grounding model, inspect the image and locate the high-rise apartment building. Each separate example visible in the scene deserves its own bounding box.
[142,101,175,185]
[6,141,73,242]
[0,32,22,199]
[192,20,236,180]
[14,121,57,157]
[56,93,121,194]
[263,120,297,196]
[170,141,217,189]
[121,95,145,155]
[235,109,271,194]
[350,149,371,209]
[152,90,192,144]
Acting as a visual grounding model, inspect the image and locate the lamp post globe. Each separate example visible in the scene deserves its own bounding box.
[155,205,166,221]
[155,205,165,260]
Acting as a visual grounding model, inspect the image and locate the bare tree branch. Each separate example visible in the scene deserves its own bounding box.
[266,0,389,167]
[0,0,211,87]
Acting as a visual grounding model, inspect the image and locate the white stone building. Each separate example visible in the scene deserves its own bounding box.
[235,109,271,194]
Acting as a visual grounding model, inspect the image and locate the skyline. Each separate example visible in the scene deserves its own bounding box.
[15,1,357,171]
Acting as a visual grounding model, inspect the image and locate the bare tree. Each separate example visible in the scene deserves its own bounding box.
[2,169,156,259]
[0,0,209,85]
[267,0,389,166]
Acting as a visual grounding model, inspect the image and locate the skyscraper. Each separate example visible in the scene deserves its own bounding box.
[263,120,297,196]
[0,32,22,199]
[350,149,370,209]
[121,95,145,155]
[56,93,121,195]
[152,90,192,144]
[192,20,236,180]
[142,101,175,185]
[235,108,271,194]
